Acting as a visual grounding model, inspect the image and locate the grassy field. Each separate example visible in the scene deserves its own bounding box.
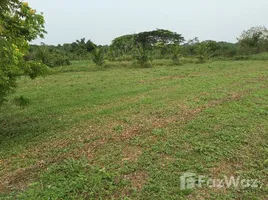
[0,60,268,199]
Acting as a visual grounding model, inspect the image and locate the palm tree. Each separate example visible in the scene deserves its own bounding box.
[172,45,182,64]
[34,45,49,64]
[133,44,152,68]
[91,48,105,66]
[196,43,209,63]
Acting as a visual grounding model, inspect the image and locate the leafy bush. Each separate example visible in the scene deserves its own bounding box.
[238,26,268,54]
[114,55,133,62]
[133,44,152,68]
[233,52,268,61]
[233,55,250,60]
[0,0,47,106]
[250,52,268,60]
[46,56,71,67]
[91,48,105,66]
[196,43,209,63]
[28,45,71,68]
[171,45,182,65]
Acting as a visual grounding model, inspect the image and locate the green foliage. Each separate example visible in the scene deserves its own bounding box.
[110,29,184,61]
[110,34,135,57]
[108,29,185,63]
[210,42,238,58]
[133,44,152,67]
[0,0,47,105]
[23,60,48,79]
[250,52,268,60]
[85,39,97,52]
[171,45,182,64]
[153,42,172,59]
[41,38,97,61]
[135,29,185,49]
[233,55,250,61]
[91,48,105,66]
[182,37,200,56]
[232,52,268,61]
[238,26,268,54]
[201,40,220,55]
[196,43,209,63]
[18,158,119,199]
[25,27,268,64]
[0,39,19,105]
[13,95,30,108]
[32,45,49,63]
[28,45,71,67]
[72,38,97,54]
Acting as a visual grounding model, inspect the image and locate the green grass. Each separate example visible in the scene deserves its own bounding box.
[251,52,268,60]
[0,60,268,199]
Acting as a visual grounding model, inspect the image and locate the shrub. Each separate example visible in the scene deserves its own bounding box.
[233,55,250,60]
[171,45,182,65]
[91,48,105,66]
[28,46,71,68]
[133,44,152,68]
[196,43,209,64]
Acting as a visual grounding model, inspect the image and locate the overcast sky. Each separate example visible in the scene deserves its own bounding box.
[26,0,268,45]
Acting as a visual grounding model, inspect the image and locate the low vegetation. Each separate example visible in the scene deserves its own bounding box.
[1,1,268,199]
[1,59,268,199]
[91,48,105,66]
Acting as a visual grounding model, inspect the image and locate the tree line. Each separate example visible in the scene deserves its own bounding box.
[1,0,268,107]
[27,26,268,67]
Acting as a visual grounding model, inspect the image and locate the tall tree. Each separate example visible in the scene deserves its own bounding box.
[238,26,268,54]
[135,29,185,49]
[110,34,135,56]
[85,39,96,52]
[110,29,185,58]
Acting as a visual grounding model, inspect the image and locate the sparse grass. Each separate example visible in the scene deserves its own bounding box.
[0,60,268,199]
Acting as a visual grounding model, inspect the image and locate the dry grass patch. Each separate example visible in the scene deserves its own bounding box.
[122,146,142,162]
[124,170,148,191]
[210,160,243,178]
